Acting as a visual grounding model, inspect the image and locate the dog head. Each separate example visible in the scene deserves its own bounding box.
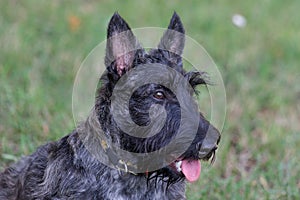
[95,12,221,185]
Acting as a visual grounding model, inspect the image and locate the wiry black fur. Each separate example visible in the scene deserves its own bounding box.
[0,12,220,200]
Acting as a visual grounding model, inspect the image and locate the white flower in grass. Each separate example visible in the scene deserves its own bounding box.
[232,14,247,28]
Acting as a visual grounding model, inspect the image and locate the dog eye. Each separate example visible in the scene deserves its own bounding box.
[153,91,165,99]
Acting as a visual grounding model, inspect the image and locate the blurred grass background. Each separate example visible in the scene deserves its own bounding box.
[0,0,299,199]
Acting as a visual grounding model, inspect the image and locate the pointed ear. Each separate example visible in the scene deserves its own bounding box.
[105,13,143,76]
[158,12,185,65]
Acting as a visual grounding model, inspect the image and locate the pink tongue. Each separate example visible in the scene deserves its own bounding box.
[181,160,201,182]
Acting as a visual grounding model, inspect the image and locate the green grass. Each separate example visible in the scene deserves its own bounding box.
[0,0,299,199]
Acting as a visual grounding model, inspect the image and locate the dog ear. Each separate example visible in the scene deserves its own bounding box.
[105,12,142,76]
[158,12,185,65]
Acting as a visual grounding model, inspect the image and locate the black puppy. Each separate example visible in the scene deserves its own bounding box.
[0,12,220,200]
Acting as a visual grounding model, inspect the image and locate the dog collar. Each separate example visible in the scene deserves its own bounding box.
[80,110,140,176]
[101,140,138,175]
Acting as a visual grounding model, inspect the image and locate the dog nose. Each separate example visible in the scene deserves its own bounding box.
[198,125,221,159]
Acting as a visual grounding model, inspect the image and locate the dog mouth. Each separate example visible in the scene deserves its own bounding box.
[171,159,201,182]
[170,145,217,182]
